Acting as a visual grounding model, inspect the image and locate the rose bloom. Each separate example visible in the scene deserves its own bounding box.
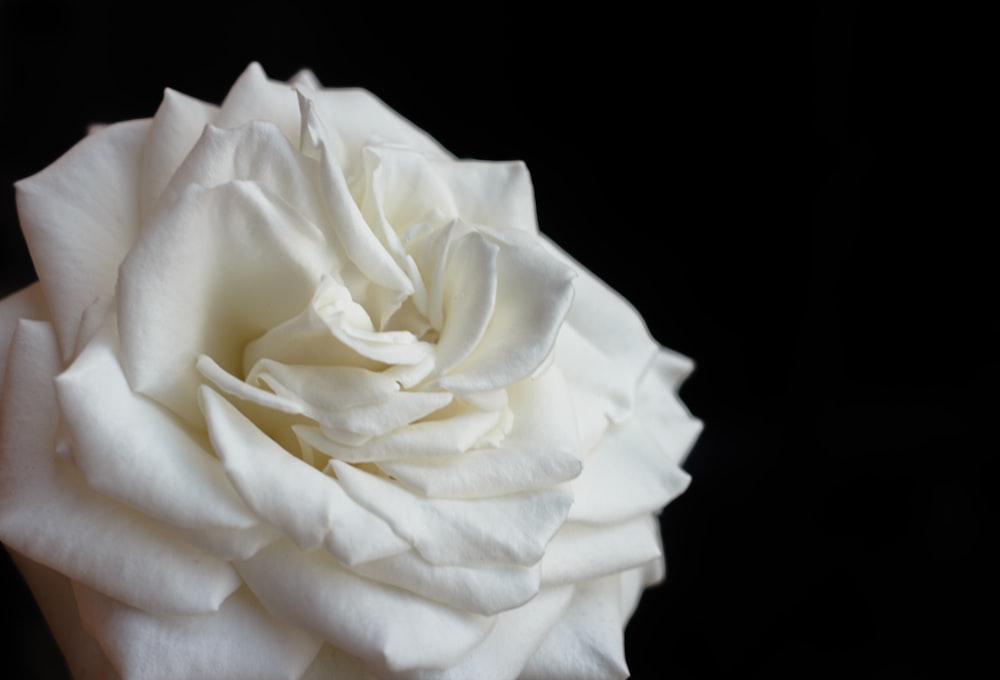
[0,63,700,679]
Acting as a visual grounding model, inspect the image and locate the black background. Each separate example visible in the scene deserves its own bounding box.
[0,1,994,678]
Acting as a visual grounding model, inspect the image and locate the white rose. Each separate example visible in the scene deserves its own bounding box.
[0,63,700,679]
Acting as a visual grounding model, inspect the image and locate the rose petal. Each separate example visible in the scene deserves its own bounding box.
[360,145,537,236]
[520,576,630,680]
[331,459,573,567]
[140,87,219,221]
[200,386,410,563]
[408,586,575,680]
[352,550,541,616]
[156,121,327,232]
[617,558,666,624]
[303,407,502,462]
[0,282,47,388]
[540,515,663,588]
[568,416,693,525]
[118,180,335,424]
[380,366,583,498]
[7,550,117,679]
[0,320,240,615]
[237,539,493,674]
[73,583,322,680]
[300,94,415,322]
[15,119,149,359]
[214,62,302,146]
[300,645,374,680]
[637,347,703,465]
[56,312,264,537]
[310,87,451,172]
[437,227,576,393]
[546,236,661,423]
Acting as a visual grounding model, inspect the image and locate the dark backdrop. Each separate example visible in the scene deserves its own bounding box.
[0,1,993,678]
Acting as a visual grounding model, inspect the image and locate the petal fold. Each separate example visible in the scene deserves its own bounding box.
[0,320,240,615]
[117,181,334,424]
[74,584,322,680]
[16,120,149,359]
[520,577,630,680]
[200,386,410,563]
[237,540,493,674]
[331,460,573,567]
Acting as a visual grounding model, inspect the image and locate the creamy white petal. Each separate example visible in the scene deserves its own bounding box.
[248,358,403,411]
[156,121,327,231]
[540,516,663,588]
[520,577,630,680]
[200,385,411,564]
[310,87,451,171]
[331,460,573,567]
[381,367,582,498]
[353,550,541,616]
[0,282,47,388]
[568,416,692,525]
[408,586,575,680]
[237,540,493,674]
[214,62,302,145]
[300,646,376,680]
[410,227,500,376]
[7,550,118,680]
[57,314,262,535]
[637,348,703,465]
[200,385,339,551]
[0,320,240,615]
[140,87,219,221]
[198,354,305,415]
[545,236,661,423]
[15,119,149,359]
[617,558,666,624]
[74,584,322,680]
[360,146,536,236]
[309,408,502,462]
[301,95,415,317]
[117,181,334,424]
[438,228,575,393]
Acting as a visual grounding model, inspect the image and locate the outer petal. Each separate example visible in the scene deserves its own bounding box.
[139,87,219,221]
[546,236,661,424]
[637,347,703,465]
[0,320,241,615]
[200,386,411,562]
[358,146,536,238]
[214,62,302,145]
[117,181,335,424]
[520,577,630,680]
[300,645,376,680]
[310,88,451,172]
[57,313,263,538]
[237,540,493,675]
[408,586,575,680]
[15,119,149,359]
[351,550,541,616]
[0,282,48,388]
[332,459,574,567]
[540,516,663,588]
[155,121,327,233]
[73,584,322,680]
[7,550,117,680]
[567,416,693,525]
